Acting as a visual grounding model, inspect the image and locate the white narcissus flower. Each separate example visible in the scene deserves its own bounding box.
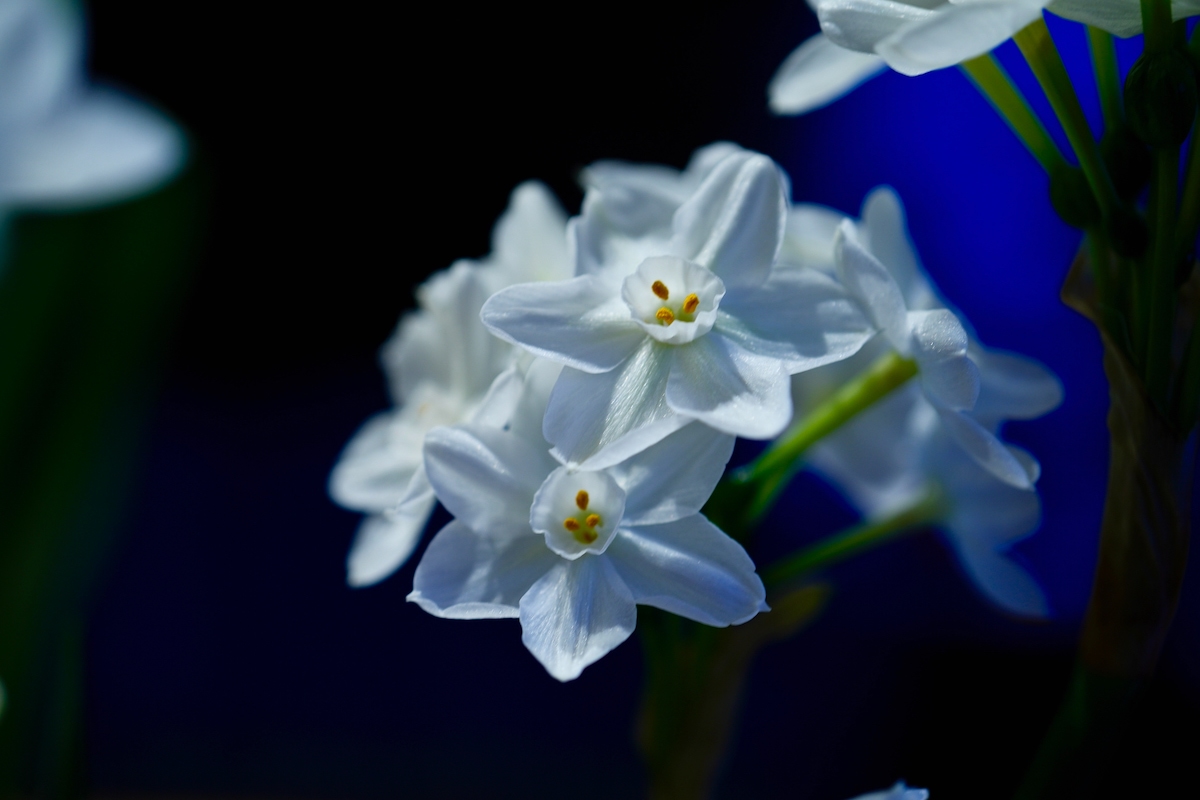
[329,182,571,587]
[848,782,930,800]
[811,187,1061,490]
[0,0,184,212]
[410,360,767,681]
[770,0,1052,114]
[1050,0,1200,38]
[482,148,874,467]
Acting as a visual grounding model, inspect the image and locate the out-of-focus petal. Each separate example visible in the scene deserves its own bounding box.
[408,520,556,619]
[876,0,1048,76]
[846,781,930,800]
[818,0,935,53]
[780,203,847,270]
[972,345,1064,422]
[665,333,793,439]
[544,341,685,468]
[670,152,786,288]
[952,537,1049,617]
[328,413,422,513]
[0,0,79,127]
[608,515,767,626]
[346,499,436,588]
[1046,0,1200,38]
[481,277,645,373]
[491,181,571,283]
[423,425,556,539]
[936,407,1037,489]
[519,557,637,681]
[1,88,185,208]
[768,33,887,115]
[861,186,936,310]
[607,423,736,526]
[835,220,908,350]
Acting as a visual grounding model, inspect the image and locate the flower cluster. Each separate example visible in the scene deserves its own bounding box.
[331,143,1060,680]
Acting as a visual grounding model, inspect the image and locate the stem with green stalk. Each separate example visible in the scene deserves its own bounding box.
[960,54,1066,174]
[1088,27,1122,135]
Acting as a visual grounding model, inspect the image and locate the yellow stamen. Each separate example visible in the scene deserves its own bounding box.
[683,293,700,314]
[563,518,580,532]
[656,307,675,325]
[575,490,589,510]
[585,513,601,528]
[651,280,669,299]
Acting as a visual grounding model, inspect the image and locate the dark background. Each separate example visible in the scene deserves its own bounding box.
[49,1,1200,796]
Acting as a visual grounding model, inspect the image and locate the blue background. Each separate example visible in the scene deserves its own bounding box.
[69,2,1200,797]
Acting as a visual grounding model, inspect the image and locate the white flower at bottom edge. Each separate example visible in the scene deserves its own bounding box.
[328,183,571,588]
[848,782,929,800]
[409,360,767,681]
[0,0,184,211]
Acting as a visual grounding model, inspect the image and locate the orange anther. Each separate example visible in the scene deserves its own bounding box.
[651,280,669,300]
[575,490,589,510]
[683,293,700,314]
[656,307,675,325]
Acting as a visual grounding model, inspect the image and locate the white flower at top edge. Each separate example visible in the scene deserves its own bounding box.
[0,0,184,212]
[409,359,767,682]
[328,182,571,587]
[796,186,1062,491]
[482,147,875,468]
[767,0,1200,116]
[847,782,930,800]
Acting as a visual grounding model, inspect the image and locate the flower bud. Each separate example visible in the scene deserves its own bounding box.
[1050,165,1100,229]
[1125,49,1198,148]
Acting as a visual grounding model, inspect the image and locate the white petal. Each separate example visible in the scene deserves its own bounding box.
[834,220,908,350]
[423,425,555,539]
[468,361,526,428]
[936,407,1036,489]
[780,203,848,270]
[768,33,887,115]
[943,459,1042,546]
[490,181,571,284]
[952,537,1049,617]
[544,341,687,467]
[346,500,437,588]
[607,423,736,526]
[860,187,937,310]
[1,89,185,208]
[847,781,930,800]
[608,516,767,626]
[408,520,557,619]
[718,268,875,375]
[666,333,793,439]
[506,357,564,446]
[670,151,786,288]
[0,0,79,127]
[910,309,980,411]
[818,0,936,53]
[876,0,1048,77]
[519,557,637,681]
[1046,0,1142,37]
[972,344,1063,422]
[579,160,690,236]
[481,276,645,373]
[328,413,421,513]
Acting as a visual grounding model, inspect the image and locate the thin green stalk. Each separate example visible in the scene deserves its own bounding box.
[1145,148,1179,404]
[1087,27,1122,135]
[960,54,1066,174]
[1014,18,1121,220]
[1141,0,1173,53]
[1174,104,1200,265]
[761,490,945,591]
[739,352,917,525]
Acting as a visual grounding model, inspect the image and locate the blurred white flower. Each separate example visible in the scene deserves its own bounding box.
[329,182,571,587]
[800,187,1061,490]
[1050,0,1200,38]
[848,782,930,800]
[410,360,766,681]
[0,0,184,212]
[770,0,1050,114]
[482,147,873,467]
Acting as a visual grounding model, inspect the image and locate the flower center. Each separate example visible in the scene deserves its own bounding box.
[649,280,701,326]
[561,489,604,544]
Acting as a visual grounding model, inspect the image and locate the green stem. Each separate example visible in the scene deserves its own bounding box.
[1145,147,1179,404]
[740,351,917,525]
[1141,0,1173,53]
[1014,18,1121,220]
[761,490,945,591]
[960,54,1066,174]
[1174,105,1200,265]
[1087,27,1122,135]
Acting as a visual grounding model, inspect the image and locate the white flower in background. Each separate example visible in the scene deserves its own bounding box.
[0,0,183,215]
[798,187,1061,490]
[770,0,1051,114]
[848,782,930,800]
[410,360,767,681]
[482,148,874,467]
[1050,0,1200,38]
[329,182,570,587]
